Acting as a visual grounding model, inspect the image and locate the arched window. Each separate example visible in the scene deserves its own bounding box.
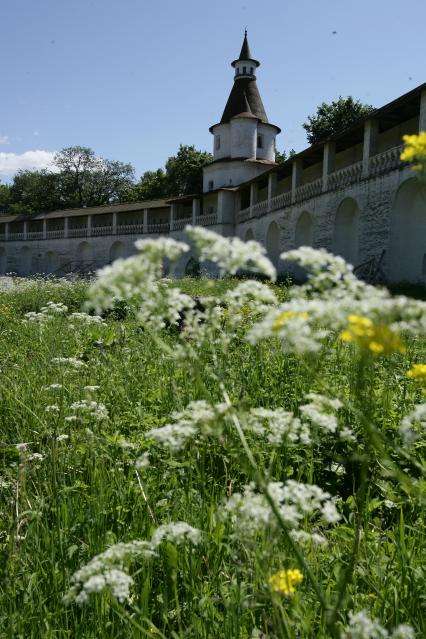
[333,198,360,266]
[110,241,126,263]
[266,221,280,267]
[245,228,254,241]
[295,211,313,247]
[390,179,426,283]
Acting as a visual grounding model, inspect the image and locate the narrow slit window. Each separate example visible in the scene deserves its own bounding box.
[257,134,264,149]
[215,135,221,150]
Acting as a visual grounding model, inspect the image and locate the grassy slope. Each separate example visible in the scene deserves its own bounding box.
[0,278,425,638]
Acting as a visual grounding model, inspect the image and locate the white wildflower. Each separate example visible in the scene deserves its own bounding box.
[52,357,87,369]
[246,408,311,446]
[45,404,60,413]
[299,393,342,434]
[69,312,106,325]
[135,452,150,470]
[151,522,201,547]
[68,399,109,422]
[223,480,340,543]
[146,400,229,451]
[84,385,100,393]
[224,281,278,324]
[399,403,426,445]
[341,610,415,639]
[27,453,44,462]
[64,540,155,605]
[57,434,69,442]
[186,226,277,281]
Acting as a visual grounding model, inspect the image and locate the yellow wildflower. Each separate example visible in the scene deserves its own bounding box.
[273,310,308,331]
[339,314,405,356]
[407,364,426,383]
[400,132,426,173]
[268,568,303,596]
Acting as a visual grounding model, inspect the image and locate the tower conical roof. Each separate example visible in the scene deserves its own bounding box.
[238,30,252,60]
[220,78,268,124]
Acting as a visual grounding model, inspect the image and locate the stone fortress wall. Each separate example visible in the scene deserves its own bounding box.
[1,84,425,283]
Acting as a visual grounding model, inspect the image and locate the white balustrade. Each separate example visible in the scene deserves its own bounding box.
[295,177,323,202]
[268,190,292,212]
[327,161,363,190]
[172,217,192,231]
[196,212,218,226]
[91,225,113,236]
[252,200,268,217]
[236,206,252,223]
[368,144,405,177]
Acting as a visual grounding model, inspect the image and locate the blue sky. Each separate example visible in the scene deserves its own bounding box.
[0,0,424,181]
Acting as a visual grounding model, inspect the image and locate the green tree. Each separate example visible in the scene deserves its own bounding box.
[0,182,11,212]
[124,169,169,202]
[125,145,213,202]
[8,170,62,213]
[54,146,134,208]
[165,145,212,196]
[275,148,296,164]
[303,96,374,145]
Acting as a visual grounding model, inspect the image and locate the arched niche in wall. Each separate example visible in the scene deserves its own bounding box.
[245,228,254,241]
[389,178,426,283]
[76,241,93,264]
[45,251,59,274]
[19,246,32,276]
[266,220,281,266]
[185,256,201,277]
[109,241,126,263]
[295,211,313,247]
[0,247,6,275]
[333,198,360,266]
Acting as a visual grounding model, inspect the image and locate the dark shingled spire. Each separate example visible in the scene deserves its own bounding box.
[220,32,267,124]
[220,79,268,124]
[238,30,251,60]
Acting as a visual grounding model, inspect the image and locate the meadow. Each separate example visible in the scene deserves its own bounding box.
[0,230,425,639]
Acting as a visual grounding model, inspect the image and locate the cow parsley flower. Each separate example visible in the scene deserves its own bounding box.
[299,393,342,434]
[151,522,201,547]
[52,357,87,369]
[341,610,415,639]
[223,480,340,543]
[186,226,277,281]
[399,403,426,445]
[146,400,229,451]
[64,541,155,606]
[245,408,311,446]
[67,400,109,422]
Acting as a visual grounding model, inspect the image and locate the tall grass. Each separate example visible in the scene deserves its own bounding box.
[0,269,424,638]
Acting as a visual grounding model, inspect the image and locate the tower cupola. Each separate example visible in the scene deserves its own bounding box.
[231,30,260,80]
[203,32,281,193]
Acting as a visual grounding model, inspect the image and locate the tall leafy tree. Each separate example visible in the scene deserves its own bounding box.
[303,96,374,145]
[125,145,213,201]
[8,170,62,213]
[165,145,212,196]
[54,146,134,208]
[123,169,169,202]
[0,182,11,213]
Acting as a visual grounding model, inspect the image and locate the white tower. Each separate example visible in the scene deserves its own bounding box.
[203,31,281,192]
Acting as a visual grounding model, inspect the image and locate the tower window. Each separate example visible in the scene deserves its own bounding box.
[243,66,246,74]
[250,66,253,74]
[215,135,221,150]
[257,134,264,149]
[208,180,214,191]
[236,68,239,75]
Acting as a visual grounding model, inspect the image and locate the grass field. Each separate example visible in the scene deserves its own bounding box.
[0,235,425,638]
